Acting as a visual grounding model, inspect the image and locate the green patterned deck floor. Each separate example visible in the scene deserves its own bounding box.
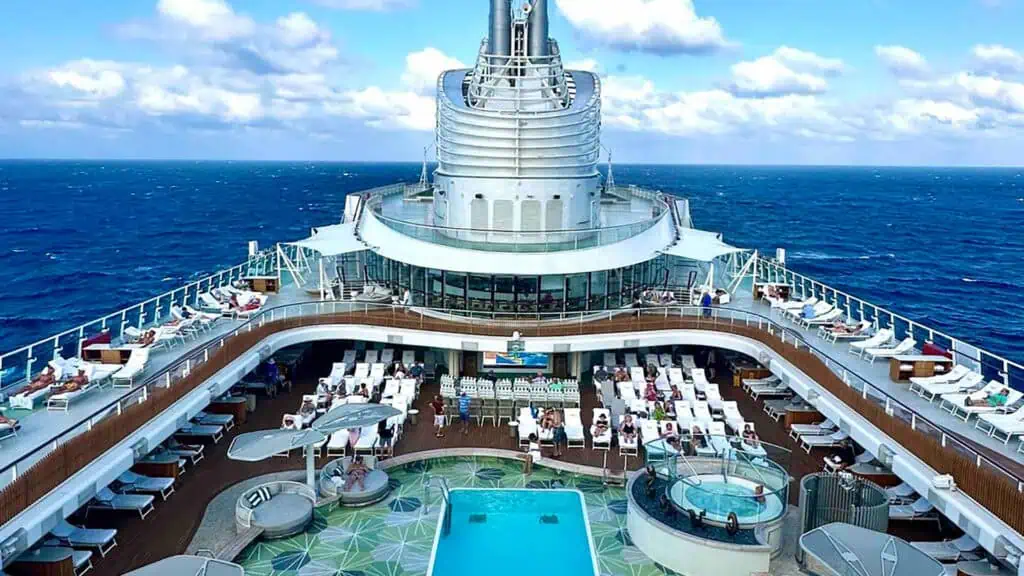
[237,456,670,576]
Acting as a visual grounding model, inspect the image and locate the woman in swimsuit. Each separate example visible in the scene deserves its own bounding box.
[619,414,637,443]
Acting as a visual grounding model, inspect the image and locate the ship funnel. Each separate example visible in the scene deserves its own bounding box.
[526,0,549,57]
[488,0,512,57]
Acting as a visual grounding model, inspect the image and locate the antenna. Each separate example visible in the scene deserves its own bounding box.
[602,144,615,189]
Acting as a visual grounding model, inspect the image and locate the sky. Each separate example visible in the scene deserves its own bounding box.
[3,0,1024,165]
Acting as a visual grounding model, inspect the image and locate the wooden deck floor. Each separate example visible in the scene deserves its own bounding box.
[79,343,948,575]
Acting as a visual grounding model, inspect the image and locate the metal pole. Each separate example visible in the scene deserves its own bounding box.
[306,444,316,489]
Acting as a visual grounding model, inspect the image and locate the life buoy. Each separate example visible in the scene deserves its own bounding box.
[726,512,739,535]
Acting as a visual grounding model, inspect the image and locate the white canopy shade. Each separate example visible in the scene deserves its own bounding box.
[289,222,366,256]
[661,228,745,262]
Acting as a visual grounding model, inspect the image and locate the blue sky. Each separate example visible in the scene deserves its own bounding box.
[2,0,1024,165]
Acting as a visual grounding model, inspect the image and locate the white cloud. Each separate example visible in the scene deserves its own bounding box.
[326,87,435,130]
[155,0,255,41]
[971,44,1024,75]
[875,45,930,78]
[565,58,600,73]
[310,0,415,10]
[400,48,465,95]
[44,60,128,100]
[728,46,843,97]
[555,0,730,55]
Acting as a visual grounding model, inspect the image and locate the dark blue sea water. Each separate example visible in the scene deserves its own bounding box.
[1,161,1022,364]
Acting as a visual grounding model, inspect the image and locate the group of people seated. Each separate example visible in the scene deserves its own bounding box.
[634,288,677,308]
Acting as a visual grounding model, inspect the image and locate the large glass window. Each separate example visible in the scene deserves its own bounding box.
[566,274,587,312]
[515,276,538,313]
[427,268,444,308]
[607,268,621,308]
[468,275,493,312]
[589,270,607,310]
[494,275,515,314]
[411,265,426,306]
[445,272,466,310]
[539,275,564,313]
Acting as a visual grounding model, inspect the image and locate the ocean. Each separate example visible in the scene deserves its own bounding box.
[1,161,1022,364]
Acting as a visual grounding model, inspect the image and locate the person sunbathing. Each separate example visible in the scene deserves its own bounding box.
[230,294,261,312]
[614,368,628,383]
[965,388,1011,407]
[137,329,157,347]
[691,425,707,452]
[592,414,610,437]
[742,424,761,448]
[281,414,300,430]
[0,414,19,428]
[669,386,683,401]
[299,399,316,420]
[754,484,766,504]
[652,402,667,422]
[23,366,57,393]
[645,383,658,402]
[342,456,369,492]
[55,369,89,394]
[827,320,860,335]
[661,423,680,450]
[619,414,637,443]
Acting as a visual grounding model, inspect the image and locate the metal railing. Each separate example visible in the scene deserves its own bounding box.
[2,302,1023,534]
[755,258,1024,392]
[367,184,669,253]
[0,249,278,391]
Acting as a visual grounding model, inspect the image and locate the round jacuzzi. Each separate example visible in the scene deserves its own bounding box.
[668,473,786,527]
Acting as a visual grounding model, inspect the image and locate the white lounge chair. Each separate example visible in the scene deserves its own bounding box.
[800,430,849,453]
[45,520,118,558]
[692,401,713,425]
[818,319,872,343]
[88,487,155,520]
[977,408,1024,444]
[722,401,744,432]
[889,498,936,521]
[111,348,150,389]
[773,296,818,311]
[947,385,1022,423]
[194,411,235,431]
[47,381,98,412]
[939,380,1004,414]
[705,384,724,412]
[797,307,843,329]
[564,408,585,449]
[909,367,978,401]
[789,419,836,441]
[591,408,612,449]
[691,368,710,393]
[741,374,779,393]
[117,471,175,501]
[617,415,638,456]
[750,380,790,401]
[862,337,916,363]
[785,301,831,322]
[849,328,894,358]
[707,421,731,454]
[886,482,916,503]
[911,534,981,563]
[175,424,224,444]
[162,438,205,466]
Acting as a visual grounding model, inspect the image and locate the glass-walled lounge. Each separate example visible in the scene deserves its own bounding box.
[352,252,712,313]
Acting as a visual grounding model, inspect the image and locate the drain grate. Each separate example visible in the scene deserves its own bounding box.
[539,515,559,525]
[469,514,487,524]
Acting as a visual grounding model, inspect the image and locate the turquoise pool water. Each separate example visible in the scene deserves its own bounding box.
[429,489,597,576]
[685,481,766,520]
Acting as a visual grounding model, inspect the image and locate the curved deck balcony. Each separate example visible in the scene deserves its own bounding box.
[2,301,1024,569]
[365,185,670,253]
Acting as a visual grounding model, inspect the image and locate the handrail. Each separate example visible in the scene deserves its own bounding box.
[2,302,1024,534]
[756,258,1024,385]
[0,248,277,390]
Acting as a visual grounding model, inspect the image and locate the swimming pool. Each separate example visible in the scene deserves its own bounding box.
[668,474,786,526]
[428,489,598,576]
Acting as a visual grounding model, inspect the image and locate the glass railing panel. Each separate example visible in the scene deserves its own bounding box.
[889,403,915,428]
[913,418,944,443]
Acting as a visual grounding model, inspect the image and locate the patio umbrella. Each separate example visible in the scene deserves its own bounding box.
[312,402,402,434]
[799,522,946,576]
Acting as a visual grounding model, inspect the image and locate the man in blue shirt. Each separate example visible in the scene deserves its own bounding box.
[458,391,471,435]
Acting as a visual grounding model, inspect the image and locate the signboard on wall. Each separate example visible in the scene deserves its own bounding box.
[483,351,548,368]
